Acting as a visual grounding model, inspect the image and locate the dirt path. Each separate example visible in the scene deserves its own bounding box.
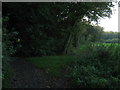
[11,57,67,88]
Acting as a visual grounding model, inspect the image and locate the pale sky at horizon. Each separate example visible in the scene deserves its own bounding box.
[98,2,118,32]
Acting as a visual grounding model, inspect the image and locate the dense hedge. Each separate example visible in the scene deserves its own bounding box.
[2,17,18,88]
[68,43,120,88]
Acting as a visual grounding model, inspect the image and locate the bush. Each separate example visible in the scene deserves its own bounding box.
[2,17,18,88]
[68,43,120,88]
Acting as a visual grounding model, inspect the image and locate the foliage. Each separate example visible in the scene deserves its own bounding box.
[68,43,120,88]
[2,61,13,88]
[2,17,18,88]
[81,23,104,42]
[2,2,114,56]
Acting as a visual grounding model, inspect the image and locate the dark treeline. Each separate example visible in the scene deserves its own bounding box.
[101,31,120,43]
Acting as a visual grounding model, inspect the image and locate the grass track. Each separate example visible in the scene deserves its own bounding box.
[26,55,75,77]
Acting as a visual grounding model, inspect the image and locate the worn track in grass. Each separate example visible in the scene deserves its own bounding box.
[11,57,67,88]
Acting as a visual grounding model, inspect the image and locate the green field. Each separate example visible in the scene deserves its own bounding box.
[93,43,120,46]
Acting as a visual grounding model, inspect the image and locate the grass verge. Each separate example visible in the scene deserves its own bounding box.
[26,55,75,77]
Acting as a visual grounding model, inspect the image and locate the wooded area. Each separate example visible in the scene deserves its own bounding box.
[2,2,120,88]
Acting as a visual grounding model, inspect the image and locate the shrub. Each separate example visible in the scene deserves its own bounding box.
[2,17,18,88]
[68,43,120,88]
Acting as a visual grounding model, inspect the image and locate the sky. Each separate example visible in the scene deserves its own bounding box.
[98,3,118,32]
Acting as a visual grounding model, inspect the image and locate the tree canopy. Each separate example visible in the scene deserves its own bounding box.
[3,2,114,56]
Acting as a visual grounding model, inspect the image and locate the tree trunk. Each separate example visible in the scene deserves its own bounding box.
[63,34,73,54]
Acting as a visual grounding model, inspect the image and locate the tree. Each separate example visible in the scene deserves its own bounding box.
[2,2,114,56]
